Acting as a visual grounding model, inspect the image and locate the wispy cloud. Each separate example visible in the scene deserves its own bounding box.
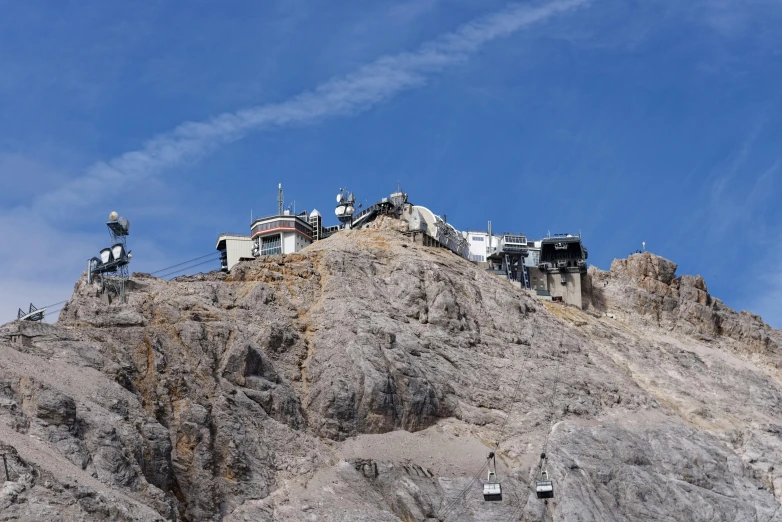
[0,0,588,324]
[24,0,587,216]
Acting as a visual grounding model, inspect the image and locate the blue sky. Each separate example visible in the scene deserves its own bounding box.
[1,0,780,327]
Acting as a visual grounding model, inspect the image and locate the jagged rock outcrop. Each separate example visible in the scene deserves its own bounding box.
[1,223,780,521]
[584,252,782,367]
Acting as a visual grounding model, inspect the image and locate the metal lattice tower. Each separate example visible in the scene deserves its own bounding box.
[88,212,131,304]
[103,218,130,302]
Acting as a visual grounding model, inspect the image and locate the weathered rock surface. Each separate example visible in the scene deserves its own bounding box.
[0,223,780,521]
[584,252,782,367]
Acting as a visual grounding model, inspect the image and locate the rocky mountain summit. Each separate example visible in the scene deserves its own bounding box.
[1,219,781,521]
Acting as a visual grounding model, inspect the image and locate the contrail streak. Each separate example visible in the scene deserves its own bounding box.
[32,0,587,213]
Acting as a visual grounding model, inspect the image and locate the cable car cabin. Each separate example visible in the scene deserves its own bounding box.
[536,480,554,499]
[483,471,502,501]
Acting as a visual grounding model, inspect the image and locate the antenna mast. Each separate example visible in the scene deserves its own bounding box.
[278,183,284,215]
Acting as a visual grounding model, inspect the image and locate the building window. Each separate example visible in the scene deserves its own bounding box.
[260,235,282,255]
[503,235,527,245]
[471,236,484,242]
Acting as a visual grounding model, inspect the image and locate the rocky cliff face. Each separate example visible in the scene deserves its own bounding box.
[1,222,781,521]
[584,253,781,366]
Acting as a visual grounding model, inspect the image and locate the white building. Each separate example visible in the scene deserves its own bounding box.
[465,231,490,262]
[216,235,254,272]
[250,211,313,257]
[217,211,314,272]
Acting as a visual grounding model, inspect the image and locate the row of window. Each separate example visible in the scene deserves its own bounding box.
[503,235,527,244]
[471,235,533,245]
[252,219,312,236]
[541,251,583,261]
[294,221,311,236]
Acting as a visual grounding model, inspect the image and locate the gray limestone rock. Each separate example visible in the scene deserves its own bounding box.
[0,222,780,521]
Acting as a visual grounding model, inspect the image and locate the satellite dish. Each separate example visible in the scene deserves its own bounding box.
[335,206,346,216]
[345,205,355,215]
[109,211,119,221]
[336,194,344,203]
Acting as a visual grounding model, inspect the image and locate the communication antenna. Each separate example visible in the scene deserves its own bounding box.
[642,241,646,252]
[278,183,284,216]
[334,187,356,224]
[87,211,131,303]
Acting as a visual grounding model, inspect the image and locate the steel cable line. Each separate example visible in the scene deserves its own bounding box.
[487,344,534,522]
[40,304,67,321]
[493,343,532,451]
[40,299,69,309]
[10,253,222,322]
[153,257,220,279]
[10,302,69,323]
[159,258,221,280]
[497,477,530,522]
[148,252,220,275]
[436,460,490,521]
[28,258,215,322]
[502,503,523,522]
[438,340,533,521]
[499,338,564,522]
[501,484,533,522]
[541,339,565,456]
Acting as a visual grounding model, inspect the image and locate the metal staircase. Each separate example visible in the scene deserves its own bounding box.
[504,254,513,282]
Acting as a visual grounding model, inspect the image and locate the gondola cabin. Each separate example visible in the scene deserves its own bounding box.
[483,471,502,501]
[536,479,554,499]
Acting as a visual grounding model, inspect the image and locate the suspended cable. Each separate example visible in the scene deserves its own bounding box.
[493,344,531,451]
[437,459,490,521]
[438,341,533,521]
[501,483,532,522]
[10,252,223,322]
[541,339,565,456]
[41,304,67,322]
[529,335,567,504]
[502,504,523,522]
[160,258,220,280]
[148,252,220,275]
[150,257,218,279]
[40,299,68,309]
